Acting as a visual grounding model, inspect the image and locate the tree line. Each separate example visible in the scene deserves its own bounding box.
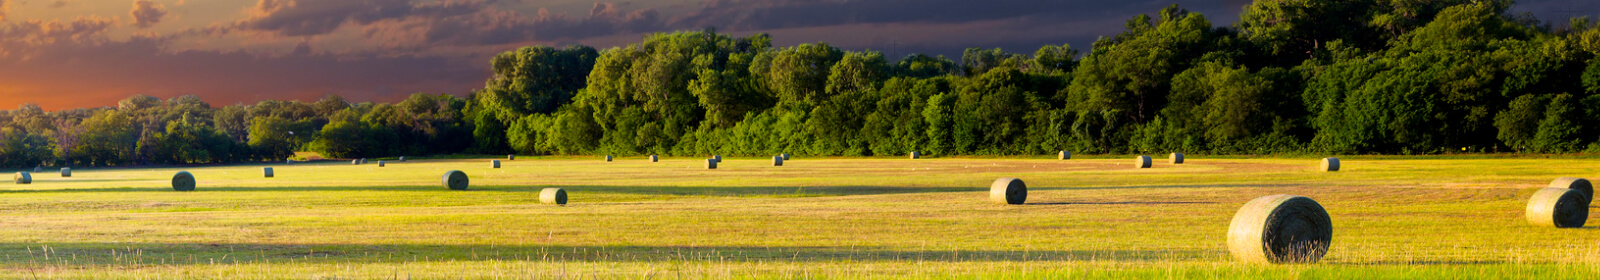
[5,0,1600,168]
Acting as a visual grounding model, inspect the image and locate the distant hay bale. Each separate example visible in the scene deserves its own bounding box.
[1134,156,1152,168]
[1548,177,1593,201]
[1321,158,1340,172]
[492,160,501,168]
[1227,194,1332,264]
[989,178,1027,205]
[172,171,196,192]
[781,153,790,160]
[33,167,40,172]
[1169,153,1185,164]
[508,154,516,161]
[399,156,406,162]
[352,159,360,165]
[713,155,722,162]
[262,167,274,178]
[649,155,659,162]
[706,159,718,169]
[287,159,294,165]
[378,161,385,167]
[1526,188,1589,228]
[13,172,30,184]
[1058,151,1071,160]
[442,170,469,190]
[773,156,784,166]
[540,188,568,205]
[605,155,613,162]
[360,158,367,164]
[910,151,920,159]
[60,167,71,177]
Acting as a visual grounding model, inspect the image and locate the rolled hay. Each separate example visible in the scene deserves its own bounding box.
[286,159,294,165]
[351,159,360,165]
[706,159,718,169]
[378,160,386,167]
[1525,188,1589,228]
[712,155,722,162]
[1321,158,1340,172]
[1227,194,1332,264]
[399,156,406,162]
[1548,177,1593,201]
[605,155,613,162]
[1058,151,1071,160]
[540,188,568,205]
[262,167,274,178]
[1169,153,1185,164]
[360,158,367,164]
[1134,156,1152,168]
[14,172,30,184]
[492,160,501,168]
[989,178,1027,205]
[649,155,659,162]
[782,153,790,160]
[60,167,71,177]
[508,154,516,161]
[33,167,41,172]
[910,151,921,159]
[773,156,784,167]
[442,170,469,190]
[171,171,196,192]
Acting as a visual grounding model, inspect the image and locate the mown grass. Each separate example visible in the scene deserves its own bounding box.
[2,156,1598,278]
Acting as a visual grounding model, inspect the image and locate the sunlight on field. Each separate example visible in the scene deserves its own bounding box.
[3,156,1599,278]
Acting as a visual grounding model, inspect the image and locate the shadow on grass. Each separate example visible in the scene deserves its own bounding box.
[0,242,1221,265]
[1026,201,1217,205]
[0,185,988,197]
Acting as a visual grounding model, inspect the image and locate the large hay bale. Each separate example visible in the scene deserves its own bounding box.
[773,156,784,166]
[1134,156,1152,168]
[1227,194,1332,264]
[1321,158,1340,172]
[1169,153,1185,164]
[989,178,1027,205]
[605,155,613,162]
[172,171,196,192]
[351,159,360,165]
[1526,188,1589,228]
[60,167,71,177]
[508,154,516,161]
[706,159,718,169]
[1548,177,1593,201]
[13,172,30,184]
[1058,151,1071,160]
[378,160,386,167]
[910,151,920,159]
[492,160,501,168]
[442,170,469,190]
[540,188,568,205]
[263,167,274,178]
[649,155,659,162]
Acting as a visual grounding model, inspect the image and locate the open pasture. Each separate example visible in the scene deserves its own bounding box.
[2,156,1599,278]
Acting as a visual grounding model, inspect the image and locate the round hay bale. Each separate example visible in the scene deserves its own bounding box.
[492,160,501,168]
[989,178,1027,205]
[712,155,722,162]
[1321,158,1340,172]
[1169,153,1185,164]
[781,153,790,160]
[706,159,718,169]
[508,154,516,161]
[14,172,31,184]
[172,171,196,192]
[33,167,41,172]
[1134,156,1152,168]
[60,167,71,177]
[351,159,360,165]
[540,188,568,205]
[399,156,406,162]
[360,158,367,164]
[605,155,613,162]
[1058,151,1071,160]
[378,160,385,167]
[1548,177,1593,201]
[773,156,784,167]
[263,167,274,178]
[1227,194,1332,264]
[442,170,469,190]
[649,155,658,162]
[287,159,294,165]
[1526,188,1589,228]
[910,151,920,159]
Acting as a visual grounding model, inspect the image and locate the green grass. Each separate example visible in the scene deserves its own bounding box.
[2,156,1599,279]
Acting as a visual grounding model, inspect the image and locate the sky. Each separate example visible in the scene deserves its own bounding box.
[0,0,1596,111]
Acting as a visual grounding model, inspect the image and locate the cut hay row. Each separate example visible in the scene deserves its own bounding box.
[540,188,568,205]
[172,171,196,192]
[1321,157,1340,172]
[989,178,1026,205]
[1227,194,1332,264]
[13,172,30,184]
[1526,188,1588,228]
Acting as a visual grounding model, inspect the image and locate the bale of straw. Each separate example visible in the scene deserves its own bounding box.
[540,188,568,205]
[1169,153,1185,164]
[33,167,41,172]
[378,161,386,167]
[360,158,367,164]
[910,151,920,159]
[60,167,71,177]
[1227,194,1332,264]
[706,159,718,169]
[989,178,1027,205]
[492,160,501,168]
[352,159,360,165]
[263,167,274,178]
[773,156,784,166]
[508,154,516,161]
[1526,188,1589,228]
[287,160,294,165]
[13,172,30,184]
[782,153,790,160]
[1134,156,1152,168]
[649,155,659,162]
[1548,177,1593,201]
[1321,158,1340,172]
[172,171,196,192]
[1058,151,1071,160]
[399,156,406,162]
[605,155,613,162]
[442,170,469,190]
[713,155,722,162]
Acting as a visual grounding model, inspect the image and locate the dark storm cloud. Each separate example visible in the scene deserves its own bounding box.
[238,0,487,36]
[130,0,168,28]
[672,0,1256,31]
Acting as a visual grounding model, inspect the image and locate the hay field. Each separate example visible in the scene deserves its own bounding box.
[2,156,1598,278]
